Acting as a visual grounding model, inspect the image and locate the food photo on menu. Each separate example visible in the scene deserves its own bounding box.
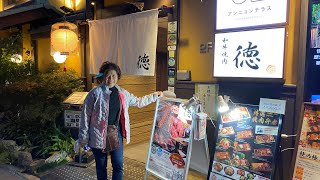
[147,98,195,180]
[152,99,192,161]
[221,107,251,123]
[210,105,283,180]
[299,105,320,150]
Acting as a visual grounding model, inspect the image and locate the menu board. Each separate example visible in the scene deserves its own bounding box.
[209,105,282,180]
[64,110,81,128]
[146,98,194,180]
[63,92,88,105]
[292,103,320,180]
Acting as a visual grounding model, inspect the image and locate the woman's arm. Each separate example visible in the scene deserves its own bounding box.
[126,90,162,108]
[78,91,95,145]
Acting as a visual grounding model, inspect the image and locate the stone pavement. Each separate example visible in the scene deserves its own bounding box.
[0,164,39,180]
[0,156,155,180]
[38,156,157,180]
[1,157,205,180]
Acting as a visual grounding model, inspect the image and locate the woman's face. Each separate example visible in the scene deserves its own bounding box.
[104,70,118,88]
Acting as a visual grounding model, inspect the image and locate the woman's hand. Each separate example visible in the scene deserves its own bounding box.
[156,91,163,98]
[74,140,87,153]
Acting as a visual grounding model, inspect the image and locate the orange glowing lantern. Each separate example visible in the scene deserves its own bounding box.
[50,21,78,56]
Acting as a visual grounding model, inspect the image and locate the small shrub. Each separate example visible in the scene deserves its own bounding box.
[0,144,17,164]
[0,30,83,159]
[0,67,84,158]
[36,128,75,158]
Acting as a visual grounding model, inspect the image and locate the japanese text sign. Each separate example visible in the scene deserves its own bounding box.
[213,28,285,78]
[216,0,288,30]
[292,104,320,180]
[259,98,286,115]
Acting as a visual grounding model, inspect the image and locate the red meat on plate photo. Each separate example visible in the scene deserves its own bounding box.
[218,138,232,149]
[251,163,272,172]
[221,107,251,123]
[219,127,235,135]
[255,135,275,144]
[215,152,230,161]
[234,142,251,151]
[253,148,273,157]
[236,130,253,139]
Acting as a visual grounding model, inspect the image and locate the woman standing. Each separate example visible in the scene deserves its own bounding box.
[78,61,162,180]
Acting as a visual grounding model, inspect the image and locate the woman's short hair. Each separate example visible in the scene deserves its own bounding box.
[99,61,121,80]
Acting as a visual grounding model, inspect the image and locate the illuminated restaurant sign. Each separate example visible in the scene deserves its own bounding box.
[216,0,288,30]
[213,28,285,78]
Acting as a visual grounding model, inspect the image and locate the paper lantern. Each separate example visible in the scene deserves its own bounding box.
[53,52,67,63]
[51,21,78,55]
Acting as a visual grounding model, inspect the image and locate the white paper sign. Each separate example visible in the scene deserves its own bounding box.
[255,125,279,136]
[168,21,177,33]
[195,84,219,120]
[216,0,288,30]
[259,98,286,115]
[168,86,175,93]
[213,28,285,78]
[167,45,176,51]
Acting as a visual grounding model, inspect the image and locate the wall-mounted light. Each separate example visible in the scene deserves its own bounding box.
[11,54,22,64]
[181,96,200,110]
[53,52,67,63]
[218,95,230,113]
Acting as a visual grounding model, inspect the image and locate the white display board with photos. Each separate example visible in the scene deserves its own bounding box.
[145,97,209,180]
[292,103,320,180]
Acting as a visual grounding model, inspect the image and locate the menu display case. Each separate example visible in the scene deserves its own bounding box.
[292,103,320,180]
[209,104,283,180]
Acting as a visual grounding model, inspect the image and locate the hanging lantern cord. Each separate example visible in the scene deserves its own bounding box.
[64,62,67,72]
[63,0,66,21]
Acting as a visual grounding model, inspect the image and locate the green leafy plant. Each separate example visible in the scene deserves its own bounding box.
[0,69,83,157]
[0,29,35,85]
[0,152,13,164]
[0,144,17,164]
[16,133,38,152]
[0,28,83,159]
[36,128,75,158]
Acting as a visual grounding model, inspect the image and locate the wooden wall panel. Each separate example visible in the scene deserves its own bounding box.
[120,84,156,92]
[119,75,156,145]
[129,104,156,114]
[175,81,195,99]
[118,76,156,85]
[129,110,155,124]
